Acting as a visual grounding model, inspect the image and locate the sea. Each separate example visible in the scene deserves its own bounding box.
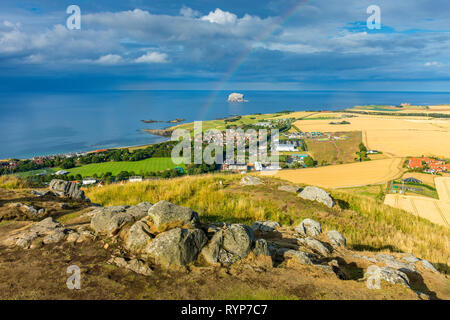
[1,90,450,159]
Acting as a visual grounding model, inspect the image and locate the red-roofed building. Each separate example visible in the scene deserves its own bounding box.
[408,157,449,172]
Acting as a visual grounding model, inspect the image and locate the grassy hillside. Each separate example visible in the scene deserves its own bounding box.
[86,173,450,273]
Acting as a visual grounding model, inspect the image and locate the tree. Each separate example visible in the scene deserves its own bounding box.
[60,158,75,169]
[304,156,315,168]
[359,142,367,153]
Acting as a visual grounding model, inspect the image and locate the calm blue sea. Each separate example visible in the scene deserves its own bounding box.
[1,90,450,159]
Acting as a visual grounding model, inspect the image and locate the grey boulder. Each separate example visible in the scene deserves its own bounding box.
[90,206,134,235]
[49,179,86,200]
[147,201,199,229]
[126,220,153,251]
[326,230,346,247]
[295,218,322,237]
[251,221,280,233]
[298,186,334,208]
[278,185,300,193]
[302,237,331,257]
[126,202,153,220]
[145,228,207,267]
[365,265,410,289]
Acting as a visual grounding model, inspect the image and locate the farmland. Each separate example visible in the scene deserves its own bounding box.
[293,114,450,158]
[65,157,185,177]
[384,177,450,227]
[269,158,405,188]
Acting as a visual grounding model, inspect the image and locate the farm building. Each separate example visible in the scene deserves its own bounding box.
[402,177,422,184]
[129,176,143,183]
[82,177,97,185]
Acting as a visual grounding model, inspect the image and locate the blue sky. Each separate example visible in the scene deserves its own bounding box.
[1,0,450,91]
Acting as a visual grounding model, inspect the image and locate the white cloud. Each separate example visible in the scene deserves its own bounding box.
[200,8,237,25]
[135,51,169,64]
[180,6,200,18]
[424,61,441,67]
[95,54,123,65]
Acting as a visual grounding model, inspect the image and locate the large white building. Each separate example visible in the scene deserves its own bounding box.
[275,144,298,152]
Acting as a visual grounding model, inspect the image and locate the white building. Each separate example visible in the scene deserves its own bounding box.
[254,161,263,171]
[129,176,143,183]
[82,177,97,185]
[275,144,298,152]
[55,170,69,176]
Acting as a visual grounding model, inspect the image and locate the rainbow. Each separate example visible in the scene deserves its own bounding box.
[197,0,313,119]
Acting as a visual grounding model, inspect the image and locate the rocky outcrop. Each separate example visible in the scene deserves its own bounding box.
[90,206,134,236]
[108,256,153,276]
[126,221,153,251]
[240,176,261,186]
[147,201,199,229]
[365,265,410,289]
[145,228,207,267]
[298,186,334,208]
[227,93,246,102]
[49,179,86,200]
[326,230,346,247]
[301,237,331,257]
[295,218,322,237]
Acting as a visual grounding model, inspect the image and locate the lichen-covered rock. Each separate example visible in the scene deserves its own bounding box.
[126,202,153,220]
[375,253,416,272]
[251,221,280,233]
[20,204,38,216]
[43,230,66,244]
[223,224,254,258]
[280,249,315,265]
[30,217,63,235]
[145,228,207,267]
[147,201,199,229]
[298,186,334,208]
[252,239,273,256]
[240,176,261,186]
[402,254,419,264]
[49,179,86,200]
[326,230,346,247]
[90,206,134,235]
[295,218,322,237]
[278,185,299,193]
[365,265,410,289]
[126,220,153,250]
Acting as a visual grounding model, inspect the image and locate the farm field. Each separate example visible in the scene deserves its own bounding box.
[65,157,185,177]
[304,131,361,165]
[269,158,404,188]
[384,177,450,227]
[293,115,450,158]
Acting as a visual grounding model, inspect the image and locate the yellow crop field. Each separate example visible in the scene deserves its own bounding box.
[384,177,450,227]
[294,115,450,157]
[268,158,404,188]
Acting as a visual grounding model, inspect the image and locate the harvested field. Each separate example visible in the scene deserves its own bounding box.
[294,115,450,158]
[384,177,450,228]
[269,158,404,188]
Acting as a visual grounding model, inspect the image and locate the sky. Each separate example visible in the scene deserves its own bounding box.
[1,0,450,91]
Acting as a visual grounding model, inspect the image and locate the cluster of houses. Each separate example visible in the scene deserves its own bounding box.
[0,160,18,170]
[408,157,450,173]
[283,131,323,139]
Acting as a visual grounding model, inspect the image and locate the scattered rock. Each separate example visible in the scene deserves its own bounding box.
[43,230,66,244]
[365,265,410,289]
[251,221,280,233]
[49,179,86,200]
[326,230,346,247]
[402,254,420,264]
[280,249,314,265]
[109,256,153,276]
[31,190,51,197]
[295,218,322,237]
[278,185,299,193]
[240,176,261,186]
[30,217,63,235]
[147,201,199,229]
[15,232,39,249]
[145,228,207,267]
[20,205,38,216]
[298,186,334,208]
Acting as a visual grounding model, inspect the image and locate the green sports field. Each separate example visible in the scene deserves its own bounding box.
[65,157,185,176]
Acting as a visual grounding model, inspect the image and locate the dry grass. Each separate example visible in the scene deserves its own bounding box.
[271,158,405,188]
[86,173,450,273]
[0,176,27,189]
